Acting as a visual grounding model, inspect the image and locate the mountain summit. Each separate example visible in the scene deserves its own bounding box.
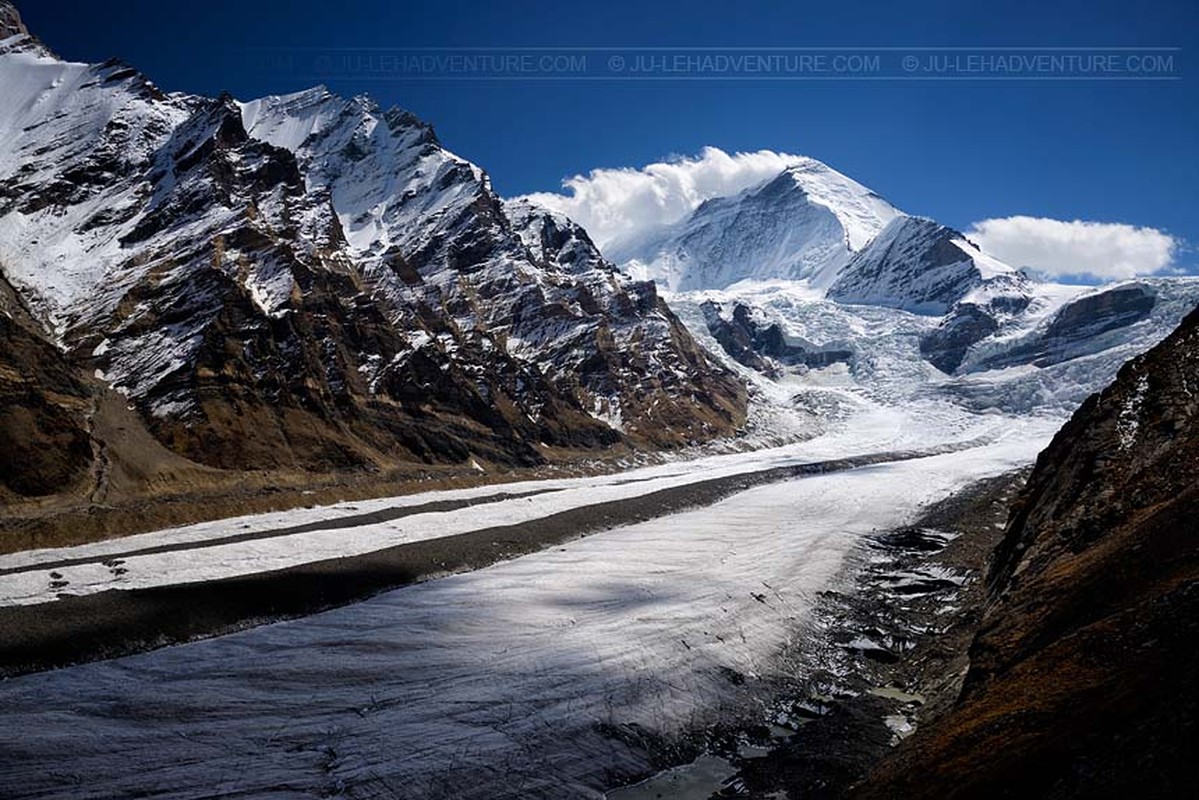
[613,159,901,291]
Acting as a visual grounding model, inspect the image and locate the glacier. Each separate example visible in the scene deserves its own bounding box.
[0,427,1055,799]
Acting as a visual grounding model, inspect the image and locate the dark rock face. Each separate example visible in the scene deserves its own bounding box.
[701,301,853,377]
[828,217,988,315]
[921,290,1037,375]
[859,304,1199,799]
[0,275,93,498]
[701,302,774,374]
[920,303,1001,374]
[976,284,1158,372]
[1043,283,1157,342]
[0,1,25,38]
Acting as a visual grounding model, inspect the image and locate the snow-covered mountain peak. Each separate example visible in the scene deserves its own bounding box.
[503,197,610,275]
[239,88,435,159]
[0,26,747,471]
[828,215,1024,315]
[777,159,902,251]
[0,44,194,327]
[238,87,347,153]
[614,158,902,293]
[241,88,494,267]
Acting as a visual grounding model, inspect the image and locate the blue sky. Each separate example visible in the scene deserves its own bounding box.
[21,0,1199,276]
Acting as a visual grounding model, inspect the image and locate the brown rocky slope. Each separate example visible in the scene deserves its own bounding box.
[0,0,746,543]
[857,305,1199,798]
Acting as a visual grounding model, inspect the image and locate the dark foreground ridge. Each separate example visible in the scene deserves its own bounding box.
[855,305,1199,798]
[0,445,971,676]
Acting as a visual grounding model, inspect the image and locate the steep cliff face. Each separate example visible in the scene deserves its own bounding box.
[859,305,1199,798]
[504,201,747,444]
[963,282,1159,373]
[827,216,1032,318]
[0,0,25,38]
[0,272,93,499]
[700,300,853,376]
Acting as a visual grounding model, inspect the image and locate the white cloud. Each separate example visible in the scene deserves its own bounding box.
[517,146,806,252]
[967,216,1177,282]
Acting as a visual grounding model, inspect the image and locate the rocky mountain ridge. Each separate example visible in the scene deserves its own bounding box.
[0,2,744,506]
[827,215,1028,316]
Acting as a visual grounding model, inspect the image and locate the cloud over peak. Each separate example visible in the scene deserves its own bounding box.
[968,216,1178,282]
[517,146,807,252]
[518,150,1180,284]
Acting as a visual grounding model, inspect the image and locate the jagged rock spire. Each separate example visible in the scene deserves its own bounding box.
[0,1,28,38]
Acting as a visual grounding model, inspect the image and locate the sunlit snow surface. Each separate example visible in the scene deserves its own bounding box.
[615,161,900,292]
[0,429,1051,800]
[669,276,1199,420]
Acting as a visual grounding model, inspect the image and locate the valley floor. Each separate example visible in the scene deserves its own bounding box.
[0,403,1060,798]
